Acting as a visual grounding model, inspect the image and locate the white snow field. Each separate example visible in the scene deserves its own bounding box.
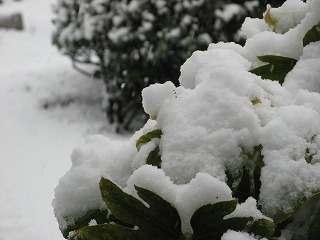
[0,0,124,239]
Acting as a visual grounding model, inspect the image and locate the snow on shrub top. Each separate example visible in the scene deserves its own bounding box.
[53,0,320,239]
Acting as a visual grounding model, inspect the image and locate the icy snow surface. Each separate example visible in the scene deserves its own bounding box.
[0,0,125,239]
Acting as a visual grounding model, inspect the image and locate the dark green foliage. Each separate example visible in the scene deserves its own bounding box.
[52,0,264,132]
[250,55,297,84]
[307,204,320,240]
[135,129,162,167]
[272,192,320,225]
[191,200,274,239]
[61,209,109,238]
[146,146,162,168]
[136,129,162,150]
[99,178,183,240]
[303,22,320,47]
[68,178,275,240]
[226,145,263,203]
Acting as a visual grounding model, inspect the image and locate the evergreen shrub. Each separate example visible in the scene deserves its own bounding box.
[52,0,261,131]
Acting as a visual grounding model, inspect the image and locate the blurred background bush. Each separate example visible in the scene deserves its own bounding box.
[52,0,285,132]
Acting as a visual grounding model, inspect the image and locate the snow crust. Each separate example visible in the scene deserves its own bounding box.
[53,0,320,239]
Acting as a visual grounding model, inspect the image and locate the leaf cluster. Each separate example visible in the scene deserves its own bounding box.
[69,178,275,240]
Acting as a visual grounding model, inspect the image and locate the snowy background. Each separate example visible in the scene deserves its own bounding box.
[0,0,125,239]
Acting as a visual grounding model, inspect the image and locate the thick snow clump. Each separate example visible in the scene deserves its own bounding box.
[53,0,320,239]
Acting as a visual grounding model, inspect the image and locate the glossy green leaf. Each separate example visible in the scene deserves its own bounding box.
[273,192,320,225]
[307,203,320,240]
[99,178,182,239]
[146,146,161,168]
[250,55,297,85]
[191,200,237,239]
[69,224,139,240]
[303,22,320,47]
[191,200,274,240]
[136,129,162,150]
[61,209,109,238]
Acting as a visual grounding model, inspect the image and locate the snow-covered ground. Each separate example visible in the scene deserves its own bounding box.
[0,0,125,239]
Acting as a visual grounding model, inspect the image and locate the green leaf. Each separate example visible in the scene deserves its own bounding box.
[226,168,243,194]
[99,178,183,239]
[146,146,161,168]
[191,200,275,240]
[136,129,162,150]
[251,97,262,105]
[61,209,109,238]
[69,224,139,240]
[308,203,320,240]
[273,192,320,225]
[191,200,238,239]
[303,22,320,47]
[250,55,297,85]
[233,146,263,202]
[225,217,275,237]
[264,8,277,29]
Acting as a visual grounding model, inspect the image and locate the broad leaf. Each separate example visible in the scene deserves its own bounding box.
[250,55,297,85]
[99,178,182,239]
[191,200,238,240]
[69,224,139,240]
[307,202,320,240]
[303,22,320,47]
[146,146,161,168]
[191,200,274,240]
[136,129,162,150]
[61,209,109,238]
[273,192,320,225]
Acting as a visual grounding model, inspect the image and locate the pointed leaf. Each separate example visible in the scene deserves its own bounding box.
[303,22,320,47]
[191,200,238,239]
[136,129,162,150]
[99,178,182,239]
[135,186,182,238]
[191,199,274,240]
[146,146,161,168]
[273,191,320,224]
[250,55,297,85]
[61,209,109,238]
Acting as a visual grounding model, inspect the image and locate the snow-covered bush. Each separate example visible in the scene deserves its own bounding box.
[52,0,261,131]
[53,0,320,239]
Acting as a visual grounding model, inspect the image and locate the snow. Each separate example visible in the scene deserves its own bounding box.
[224,197,271,221]
[267,0,309,33]
[221,230,266,240]
[142,81,176,118]
[51,0,320,239]
[125,166,233,233]
[0,0,124,239]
